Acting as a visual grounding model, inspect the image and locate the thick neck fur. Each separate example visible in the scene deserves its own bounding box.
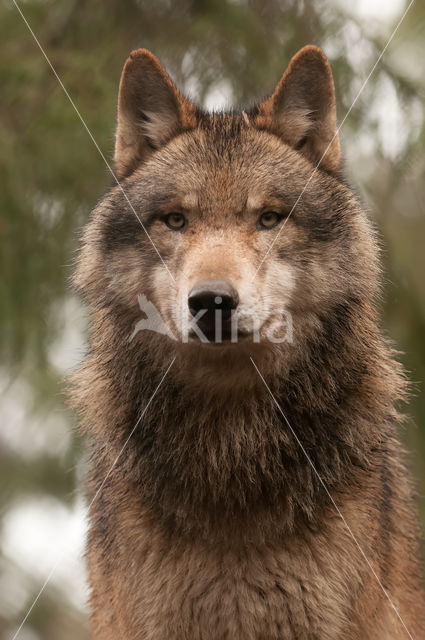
[72,298,404,546]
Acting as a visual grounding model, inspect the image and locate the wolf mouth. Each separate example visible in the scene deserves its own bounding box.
[187,328,251,345]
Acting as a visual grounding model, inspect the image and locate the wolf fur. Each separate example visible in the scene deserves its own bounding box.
[71,46,425,638]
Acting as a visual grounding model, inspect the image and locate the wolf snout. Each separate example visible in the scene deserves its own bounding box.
[188,280,239,341]
[188,280,239,319]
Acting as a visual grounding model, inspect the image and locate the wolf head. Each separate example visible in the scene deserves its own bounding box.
[75,46,378,379]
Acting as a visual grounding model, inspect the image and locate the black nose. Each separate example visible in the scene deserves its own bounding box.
[188,281,239,340]
[188,281,239,318]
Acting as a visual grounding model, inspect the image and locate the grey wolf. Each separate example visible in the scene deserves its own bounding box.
[71,46,425,638]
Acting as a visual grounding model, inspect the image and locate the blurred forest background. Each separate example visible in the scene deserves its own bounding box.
[1,0,425,637]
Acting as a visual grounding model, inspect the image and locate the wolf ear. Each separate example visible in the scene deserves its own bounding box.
[114,49,196,178]
[253,46,340,173]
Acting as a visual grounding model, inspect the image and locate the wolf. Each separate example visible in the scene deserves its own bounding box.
[71,46,425,638]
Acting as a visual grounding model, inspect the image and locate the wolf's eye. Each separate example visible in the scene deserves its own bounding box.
[258,211,282,230]
[164,213,187,231]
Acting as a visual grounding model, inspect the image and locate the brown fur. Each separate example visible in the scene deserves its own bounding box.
[70,46,425,638]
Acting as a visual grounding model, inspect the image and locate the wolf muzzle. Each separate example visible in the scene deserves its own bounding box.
[188,280,239,342]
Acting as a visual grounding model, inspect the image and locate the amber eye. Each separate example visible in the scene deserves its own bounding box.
[258,211,282,230]
[164,213,187,231]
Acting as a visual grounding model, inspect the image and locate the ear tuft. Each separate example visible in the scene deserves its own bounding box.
[114,49,197,178]
[253,46,341,173]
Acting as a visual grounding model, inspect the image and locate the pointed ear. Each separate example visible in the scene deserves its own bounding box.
[114,49,197,178]
[253,46,341,173]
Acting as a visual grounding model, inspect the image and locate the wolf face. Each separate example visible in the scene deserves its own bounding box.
[75,47,378,375]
